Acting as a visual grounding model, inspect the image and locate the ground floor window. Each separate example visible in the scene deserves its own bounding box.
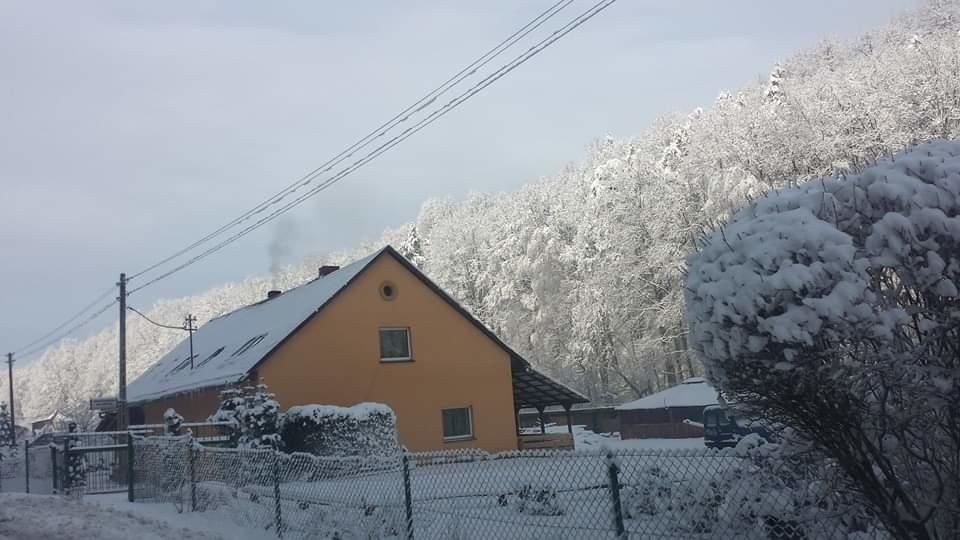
[442,406,473,441]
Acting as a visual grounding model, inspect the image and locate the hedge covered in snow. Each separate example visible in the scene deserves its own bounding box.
[280,402,399,457]
[686,139,960,537]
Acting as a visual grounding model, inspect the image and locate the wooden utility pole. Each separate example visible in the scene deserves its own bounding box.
[6,352,14,446]
[184,314,197,369]
[118,273,127,429]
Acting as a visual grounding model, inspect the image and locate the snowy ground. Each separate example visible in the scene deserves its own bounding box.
[0,493,224,540]
[91,494,269,540]
[0,428,713,539]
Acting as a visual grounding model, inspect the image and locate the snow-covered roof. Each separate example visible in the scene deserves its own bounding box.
[26,410,68,426]
[615,377,719,411]
[127,249,382,403]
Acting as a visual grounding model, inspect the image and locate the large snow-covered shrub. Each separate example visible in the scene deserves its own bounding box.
[686,139,960,538]
[280,403,398,457]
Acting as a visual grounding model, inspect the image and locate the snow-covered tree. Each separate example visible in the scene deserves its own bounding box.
[238,383,282,450]
[208,386,244,446]
[686,140,960,538]
[210,383,281,449]
[763,64,786,104]
[0,403,12,447]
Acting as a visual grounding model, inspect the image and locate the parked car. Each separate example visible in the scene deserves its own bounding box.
[702,405,773,449]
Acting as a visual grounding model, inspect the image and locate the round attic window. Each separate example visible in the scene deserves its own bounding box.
[380,281,397,301]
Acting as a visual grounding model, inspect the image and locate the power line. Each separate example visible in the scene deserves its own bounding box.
[13,285,116,355]
[128,0,619,295]
[16,300,118,359]
[126,305,186,331]
[5,1,575,364]
[127,0,575,283]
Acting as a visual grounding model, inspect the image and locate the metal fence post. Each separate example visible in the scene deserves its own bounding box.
[127,433,135,502]
[273,451,283,538]
[606,450,626,539]
[50,445,58,494]
[188,437,197,512]
[24,440,30,494]
[63,437,72,494]
[402,451,414,540]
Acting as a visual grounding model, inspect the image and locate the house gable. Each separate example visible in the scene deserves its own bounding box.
[255,252,520,451]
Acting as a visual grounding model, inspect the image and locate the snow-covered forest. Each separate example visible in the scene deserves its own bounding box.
[5,0,959,427]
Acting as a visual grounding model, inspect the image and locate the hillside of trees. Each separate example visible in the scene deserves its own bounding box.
[5,0,959,428]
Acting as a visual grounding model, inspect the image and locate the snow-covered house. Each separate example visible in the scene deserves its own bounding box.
[615,377,718,439]
[28,410,73,435]
[126,246,587,452]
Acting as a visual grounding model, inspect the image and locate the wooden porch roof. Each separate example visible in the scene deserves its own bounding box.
[511,364,589,410]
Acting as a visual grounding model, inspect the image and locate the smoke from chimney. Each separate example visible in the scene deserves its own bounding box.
[268,218,300,286]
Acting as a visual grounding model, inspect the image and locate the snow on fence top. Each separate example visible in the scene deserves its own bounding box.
[282,402,399,457]
[286,402,394,421]
[126,250,382,402]
[616,377,719,410]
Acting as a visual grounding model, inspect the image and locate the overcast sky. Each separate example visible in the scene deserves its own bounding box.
[1,0,912,358]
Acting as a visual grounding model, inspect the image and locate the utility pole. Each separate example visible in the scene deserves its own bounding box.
[184,314,197,369]
[6,353,14,446]
[118,273,127,430]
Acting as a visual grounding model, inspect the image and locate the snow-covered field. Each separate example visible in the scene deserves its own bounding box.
[0,493,223,540]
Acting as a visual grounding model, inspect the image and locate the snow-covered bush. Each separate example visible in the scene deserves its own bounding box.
[163,408,184,435]
[302,500,404,540]
[280,402,398,457]
[686,139,960,538]
[621,466,674,518]
[497,484,564,516]
[65,422,86,498]
[208,383,282,449]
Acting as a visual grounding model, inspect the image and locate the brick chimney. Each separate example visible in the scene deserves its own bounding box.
[267,290,282,300]
[318,265,340,277]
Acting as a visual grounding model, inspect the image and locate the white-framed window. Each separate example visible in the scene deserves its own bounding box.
[379,327,412,361]
[442,406,473,441]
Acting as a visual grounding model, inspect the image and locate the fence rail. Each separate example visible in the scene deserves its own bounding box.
[130,436,887,539]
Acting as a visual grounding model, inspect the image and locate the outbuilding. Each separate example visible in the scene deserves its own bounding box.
[615,377,718,439]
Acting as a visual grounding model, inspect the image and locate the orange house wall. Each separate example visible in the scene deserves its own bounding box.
[255,255,520,452]
[142,386,223,424]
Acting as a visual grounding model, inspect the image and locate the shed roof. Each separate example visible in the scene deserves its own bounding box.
[615,377,719,411]
[512,365,589,409]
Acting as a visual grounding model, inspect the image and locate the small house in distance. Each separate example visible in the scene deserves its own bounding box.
[125,246,587,452]
[29,410,73,435]
[616,377,718,439]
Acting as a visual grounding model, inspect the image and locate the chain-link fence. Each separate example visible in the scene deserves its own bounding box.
[131,436,888,539]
